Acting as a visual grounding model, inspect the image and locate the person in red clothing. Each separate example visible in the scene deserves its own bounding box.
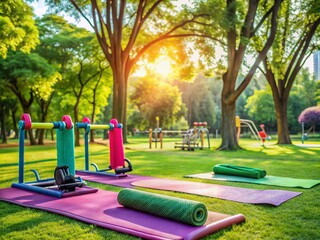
[258,124,267,145]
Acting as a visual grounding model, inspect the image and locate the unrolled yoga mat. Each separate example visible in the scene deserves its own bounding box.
[0,188,245,240]
[76,170,154,188]
[132,179,302,206]
[185,172,320,189]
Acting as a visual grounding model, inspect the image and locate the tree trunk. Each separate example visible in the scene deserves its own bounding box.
[74,102,80,146]
[11,107,19,139]
[37,95,53,145]
[274,98,292,144]
[15,91,36,145]
[90,89,97,143]
[219,86,239,150]
[23,106,37,145]
[0,106,7,144]
[264,59,292,144]
[112,66,128,143]
[38,115,46,145]
[38,129,45,145]
[51,130,54,141]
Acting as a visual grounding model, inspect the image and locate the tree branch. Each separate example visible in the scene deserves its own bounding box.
[284,17,320,97]
[129,33,226,69]
[69,0,95,29]
[90,0,111,61]
[124,0,158,56]
[106,0,113,38]
[237,0,259,63]
[250,4,273,37]
[232,0,282,102]
[258,65,267,78]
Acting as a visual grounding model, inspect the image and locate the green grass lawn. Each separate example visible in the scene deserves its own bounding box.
[1,137,320,240]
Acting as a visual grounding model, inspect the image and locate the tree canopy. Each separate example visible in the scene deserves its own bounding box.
[44,0,217,142]
[255,0,320,144]
[298,106,320,125]
[0,0,39,58]
[130,74,185,128]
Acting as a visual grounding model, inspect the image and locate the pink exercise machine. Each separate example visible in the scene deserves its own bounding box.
[76,117,132,177]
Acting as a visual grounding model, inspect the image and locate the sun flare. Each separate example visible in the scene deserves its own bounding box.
[133,56,173,78]
[152,56,172,77]
[153,58,172,76]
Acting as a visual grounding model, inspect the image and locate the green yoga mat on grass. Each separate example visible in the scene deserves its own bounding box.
[184,172,320,189]
[213,164,266,179]
[118,188,208,226]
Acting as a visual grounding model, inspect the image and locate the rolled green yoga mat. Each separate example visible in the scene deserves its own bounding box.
[213,164,267,179]
[117,188,208,226]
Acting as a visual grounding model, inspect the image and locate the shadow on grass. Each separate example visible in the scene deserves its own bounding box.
[0,202,48,235]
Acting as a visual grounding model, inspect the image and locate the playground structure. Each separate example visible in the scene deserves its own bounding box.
[174,122,210,150]
[148,128,164,149]
[12,114,97,198]
[236,116,269,145]
[76,117,132,177]
[148,122,210,150]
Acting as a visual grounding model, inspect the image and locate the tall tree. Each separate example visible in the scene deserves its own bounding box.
[47,0,215,142]
[258,0,320,144]
[0,0,39,58]
[206,0,282,150]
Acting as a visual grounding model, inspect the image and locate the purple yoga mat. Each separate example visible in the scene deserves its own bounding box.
[132,179,302,206]
[0,188,245,240]
[76,171,154,188]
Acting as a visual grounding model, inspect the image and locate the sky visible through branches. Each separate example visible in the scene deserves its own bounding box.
[31,0,315,74]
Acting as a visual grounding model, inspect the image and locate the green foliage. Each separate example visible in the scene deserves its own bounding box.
[245,88,276,127]
[35,14,112,124]
[0,51,61,101]
[189,76,216,128]
[0,0,39,58]
[35,14,83,67]
[244,69,317,134]
[261,0,320,82]
[293,69,317,106]
[316,81,320,105]
[236,74,266,119]
[130,74,186,128]
[175,74,219,131]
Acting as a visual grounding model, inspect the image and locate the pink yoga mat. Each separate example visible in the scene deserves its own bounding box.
[76,171,154,188]
[0,187,245,240]
[131,179,302,206]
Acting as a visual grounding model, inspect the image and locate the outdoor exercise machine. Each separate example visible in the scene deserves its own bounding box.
[175,122,210,151]
[12,114,97,198]
[236,116,270,145]
[76,117,132,177]
[148,128,164,149]
[148,116,163,149]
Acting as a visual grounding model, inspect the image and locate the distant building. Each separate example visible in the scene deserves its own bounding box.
[314,51,320,81]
